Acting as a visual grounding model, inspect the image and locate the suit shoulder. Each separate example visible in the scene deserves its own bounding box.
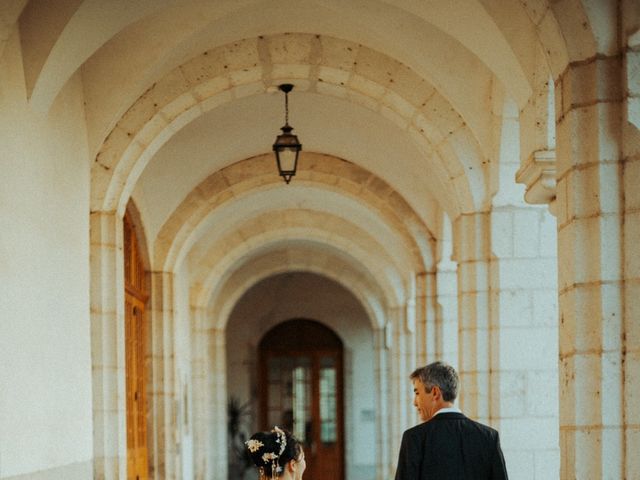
[463,418,500,438]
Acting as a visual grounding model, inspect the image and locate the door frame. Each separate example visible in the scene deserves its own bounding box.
[258,320,344,480]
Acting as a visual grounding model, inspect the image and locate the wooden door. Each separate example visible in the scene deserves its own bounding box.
[124,214,149,480]
[259,320,344,480]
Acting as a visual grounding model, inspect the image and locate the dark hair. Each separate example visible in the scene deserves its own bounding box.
[410,361,459,402]
[245,427,303,477]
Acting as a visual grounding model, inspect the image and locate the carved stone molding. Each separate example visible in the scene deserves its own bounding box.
[516,149,557,212]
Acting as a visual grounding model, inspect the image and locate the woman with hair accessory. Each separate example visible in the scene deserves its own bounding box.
[245,426,306,480]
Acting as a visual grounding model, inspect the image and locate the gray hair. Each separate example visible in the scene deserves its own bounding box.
[410,361,459,402]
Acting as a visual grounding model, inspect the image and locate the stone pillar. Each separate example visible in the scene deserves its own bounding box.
[191,305,208,480]
[90,211,126,479]
[373,326,389,480]
[416,271,443,367]
[555,54,627,479]
[490,203,559,477]
[149,271,177,480]
[208,327,228,479]
[453,212,492,423]
[624,22,640,479]
[415,272,428,365]
[436,215,458,368]
[495,96,561,478]
[387,306,414,468]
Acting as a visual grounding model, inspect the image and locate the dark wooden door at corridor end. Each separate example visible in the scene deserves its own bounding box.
[124,213,149,480]
[259,319,344,480]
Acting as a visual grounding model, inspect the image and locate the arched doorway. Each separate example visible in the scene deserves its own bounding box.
[123,212,149,480]
[259,319,344,480]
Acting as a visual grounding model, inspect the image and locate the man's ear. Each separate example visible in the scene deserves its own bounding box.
[431,385,442,400]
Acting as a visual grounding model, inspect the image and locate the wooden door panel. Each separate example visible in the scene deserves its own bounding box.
[125,296,148,480]
[260,349,343,480]
[124,213,149,480]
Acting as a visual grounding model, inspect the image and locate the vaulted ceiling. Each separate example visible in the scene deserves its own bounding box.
[8,0,598,313]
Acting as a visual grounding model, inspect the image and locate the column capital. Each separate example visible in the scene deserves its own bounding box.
[516,149,557,212]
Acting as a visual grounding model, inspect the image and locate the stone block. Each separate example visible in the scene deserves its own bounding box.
[349,73,385,99]
[538,210,558,257]
[317,66,349,85]
[316,79,348,99]
[532,288,559,327]
[626,427,640,479]
[568,163,601,218]
[513,209,541,258]
[562,60,597,114]
[498,289,532,328]
[158,91,198,124]
[572,428,604,478]
[624,157,640,211]
[562,107,600,168]
[133,110,169,148]
[534,449,561,480]
[625,351,640,424]
[600,351,624,423]
[570,216,604,284]
[499,257,557,290]
[388,63,434,108]
[501,327,556,370]
[179,47,228,85]
[267,33,313,64]
[353,46,397,87]
[502,450,534,480]
[490,209,514,258]
[222,38,260,71]
[192,76,231,102]
[421,93,464,141]
[381,90,415,120]
[625,283,640,352]
[319,36,359,71]
[625,211,640,279]
[496,370,527,418]
[229,66,263,86]
[501,417,559,451]
[527,369,560,417]
[379,105,408,130]
[346,87,379,111]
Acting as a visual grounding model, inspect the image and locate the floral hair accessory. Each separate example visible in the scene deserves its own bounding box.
[245,438,264,453]
[246,426,289,479]
[273,426,287,456]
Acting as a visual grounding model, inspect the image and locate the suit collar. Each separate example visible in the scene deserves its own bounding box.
[429,412,466,421]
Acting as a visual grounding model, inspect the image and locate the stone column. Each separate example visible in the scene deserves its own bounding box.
[555,53,627,479]
[387,306,413,467]
[436,215,458,368]
[489,202,559,477]
[373,326,389,480]
[495,97,561,478]
[419,271,439,365]
[208,327,228,479]
[624,22,640,479]
[415,272,428,365]
[90,211,126,479]
[149,271,177,480]
[190,305,208,479]
[453,212,492,423]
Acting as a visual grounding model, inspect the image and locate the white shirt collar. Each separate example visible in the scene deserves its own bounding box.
[433,406,462,416]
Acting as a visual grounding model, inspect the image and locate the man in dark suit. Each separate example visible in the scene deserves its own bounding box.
[395,361,508,479]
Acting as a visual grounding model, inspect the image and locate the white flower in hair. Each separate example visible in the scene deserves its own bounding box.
[272,426,287,455]
[245,439,264,453]
[262,452,278,462]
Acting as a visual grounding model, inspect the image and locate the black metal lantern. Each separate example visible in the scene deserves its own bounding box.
[273,84,302,184]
